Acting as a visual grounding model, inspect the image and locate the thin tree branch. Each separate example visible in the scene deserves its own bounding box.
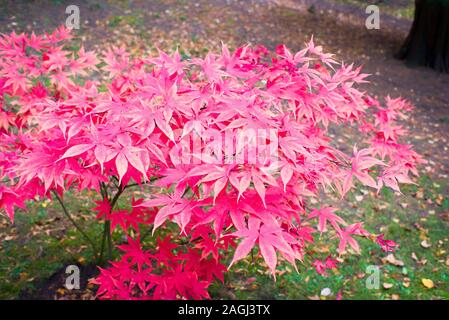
[51,190,98,259]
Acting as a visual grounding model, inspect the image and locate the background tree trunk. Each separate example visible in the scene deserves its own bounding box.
[396,0,449,72]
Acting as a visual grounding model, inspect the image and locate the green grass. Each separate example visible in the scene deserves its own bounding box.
[0,195,92,298]
[211,174,449,300]
[1,174,448,299]
[108,14,144,28]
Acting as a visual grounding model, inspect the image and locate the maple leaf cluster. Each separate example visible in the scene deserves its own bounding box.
[0,27,424,299]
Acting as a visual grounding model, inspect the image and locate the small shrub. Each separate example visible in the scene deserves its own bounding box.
[0,27,424,299]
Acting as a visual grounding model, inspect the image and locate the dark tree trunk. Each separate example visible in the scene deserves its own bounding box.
[396,0,449,72]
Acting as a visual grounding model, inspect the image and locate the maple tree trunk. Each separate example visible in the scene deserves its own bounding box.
[396,0,449,72]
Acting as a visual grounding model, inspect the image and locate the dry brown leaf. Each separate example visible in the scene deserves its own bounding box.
[382,253,404,267]
[416,189,424,199]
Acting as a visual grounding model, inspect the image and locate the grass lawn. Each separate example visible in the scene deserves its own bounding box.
[1,173,447,300]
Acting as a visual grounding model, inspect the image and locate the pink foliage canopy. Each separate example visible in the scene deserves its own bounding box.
[0,27,424,299]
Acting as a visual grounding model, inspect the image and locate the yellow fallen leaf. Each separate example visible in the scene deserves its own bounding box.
[419,233,427,241]
[421,278,434,289]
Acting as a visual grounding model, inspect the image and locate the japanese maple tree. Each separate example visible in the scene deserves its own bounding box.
[0,27,424,299]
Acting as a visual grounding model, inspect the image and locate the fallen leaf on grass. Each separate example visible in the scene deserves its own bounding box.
[383,283,393,289]
[416,189,424,199]
[421,278,434,289]
[382,254,404,267]
[420,240,431,248]
[412,251,428,265]
[402,279,410,288]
